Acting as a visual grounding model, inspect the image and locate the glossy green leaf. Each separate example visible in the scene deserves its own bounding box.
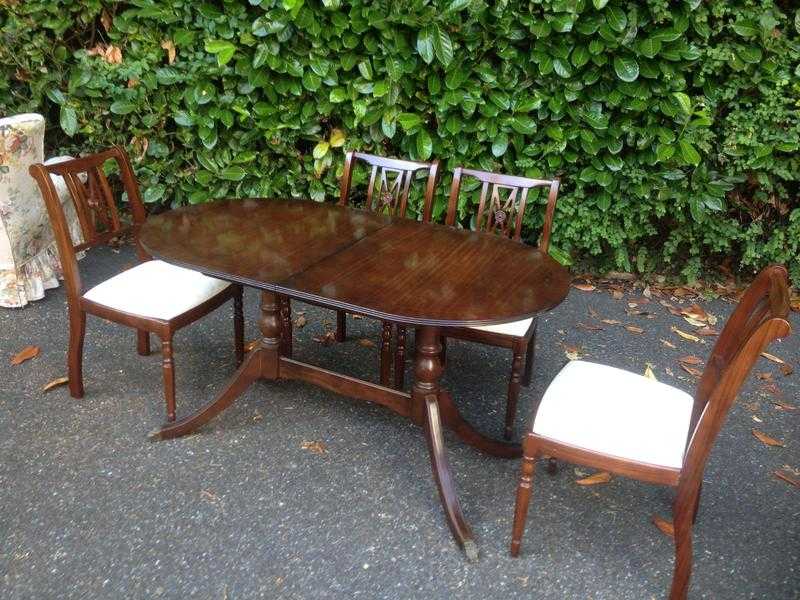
[219,166,246,181]
[416,130,433,159]
[679,139,701,165]
[416,26,434,64]
[59,106,78,136]
[491,132,509,157]
[613,56,639,81]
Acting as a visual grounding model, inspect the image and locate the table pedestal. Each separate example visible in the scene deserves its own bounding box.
[150,291,520,559]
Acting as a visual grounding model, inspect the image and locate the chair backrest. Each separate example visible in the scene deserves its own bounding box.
[680,265,791,495]
[28,145,147,299]
[445,167,560,249]
[338,151,440,222]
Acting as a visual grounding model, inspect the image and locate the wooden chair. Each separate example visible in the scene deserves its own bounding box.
[280,151,439,388]
[29,146,244,423]
[441,167,560,439]
[509,265,791,600]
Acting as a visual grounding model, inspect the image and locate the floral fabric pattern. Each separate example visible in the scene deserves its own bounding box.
[0,113,82,308]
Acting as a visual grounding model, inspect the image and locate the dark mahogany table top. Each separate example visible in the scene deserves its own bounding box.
[139,198,570,327]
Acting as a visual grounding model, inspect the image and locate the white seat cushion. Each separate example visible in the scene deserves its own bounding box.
[83,260,230,321]
[469,317,533,337]
[533,360,694,469]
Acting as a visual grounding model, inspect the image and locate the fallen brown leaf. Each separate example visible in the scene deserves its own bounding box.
[576,322,604,332]
[772,400,797,411]
[293,314,307,328]
[671,327,701,343]
[683,316,707,328]
[562,343,583,361]
[606,271,636,281]
[678,355,703,365]
[313,331,337,346]
[695,326,719,337]
[42,376,69,392]
[780,363,794,377]
[11,345,40,365]
[300,440,327,454]
[611,290,624,300]
[761,352,786,365]
[660,338,677,349]
[100,8,113,32]
[752,429,785,447]
[644,365,657,381]
[358,338,376,348]
[773,470,800,488]
[601,318,621,325]
[679,363,703,378]
[572,283,596,292]
[652,514,675,537]
[624,325,644,334]
[576,471,611,486]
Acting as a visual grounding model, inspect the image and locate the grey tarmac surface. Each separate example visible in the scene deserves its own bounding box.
[1,245,798,600]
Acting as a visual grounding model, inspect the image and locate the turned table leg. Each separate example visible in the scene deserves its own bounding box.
[412,325,478,561]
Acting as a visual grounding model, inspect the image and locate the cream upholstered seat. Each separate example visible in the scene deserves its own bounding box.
[470,317,533,337]
[532,360,694,469]
[83,260,230,321]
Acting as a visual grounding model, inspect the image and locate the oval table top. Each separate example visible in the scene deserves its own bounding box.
[139,198,570,327]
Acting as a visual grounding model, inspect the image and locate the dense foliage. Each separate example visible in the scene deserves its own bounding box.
[1,1,799,282]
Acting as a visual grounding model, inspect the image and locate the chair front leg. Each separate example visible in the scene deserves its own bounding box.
[505,339,525,440]
[233,286,244,365]
[394,324,406,389]
[510,435,539,557]
[335,310,346,342]
[136,330,150,356]
[68,309,86,398]
[161,335,176,422]
[380,321,392,386]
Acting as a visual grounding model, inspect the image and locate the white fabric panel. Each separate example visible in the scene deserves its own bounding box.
[533,360,694,469]
[83,260,229,321]
[469,317,533,337]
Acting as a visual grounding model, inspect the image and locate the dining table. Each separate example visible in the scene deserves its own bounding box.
[139,197,570,560]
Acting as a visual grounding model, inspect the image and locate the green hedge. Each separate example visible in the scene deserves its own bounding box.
[2,1,799,282]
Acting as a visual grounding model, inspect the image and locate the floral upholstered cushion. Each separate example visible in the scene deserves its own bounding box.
[0,113,83,308]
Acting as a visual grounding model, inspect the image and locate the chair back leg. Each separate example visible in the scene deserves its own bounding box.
[136,330,151,356]
[394,324,406,389]
[510,435,539,556]
[380,321,392,386]
[505,339,525,439]
[68,310,86,398]
[234,287,245,365]
[669,498,695,600]
[522,328,536,387]
[161,336,176,422]
[335,310,347,342]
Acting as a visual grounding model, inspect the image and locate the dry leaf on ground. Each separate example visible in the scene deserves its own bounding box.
[300,440,327,454]
[660,338,677,349]
[773,470,800,488]
[576,471,611,486]
[644,365,657,381]
[752,429,785,447]
[562,344,583,361]
[602,318,621,325]
[576,322,604,332]
[652,515,675,537]
[11,345,40,365]
[678,355,703,365]
[780,363,794,377]
[572,283,596,292]
[671,327,701,343]
[679,363,703,377]
[772,400,797,411]
[761,352,786,365]
[624,325,644,334]
[695,326,719,337]
[42,377,69,392]
[358,338,376,348]
[313,331,337,346]
[293,314,307,328]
